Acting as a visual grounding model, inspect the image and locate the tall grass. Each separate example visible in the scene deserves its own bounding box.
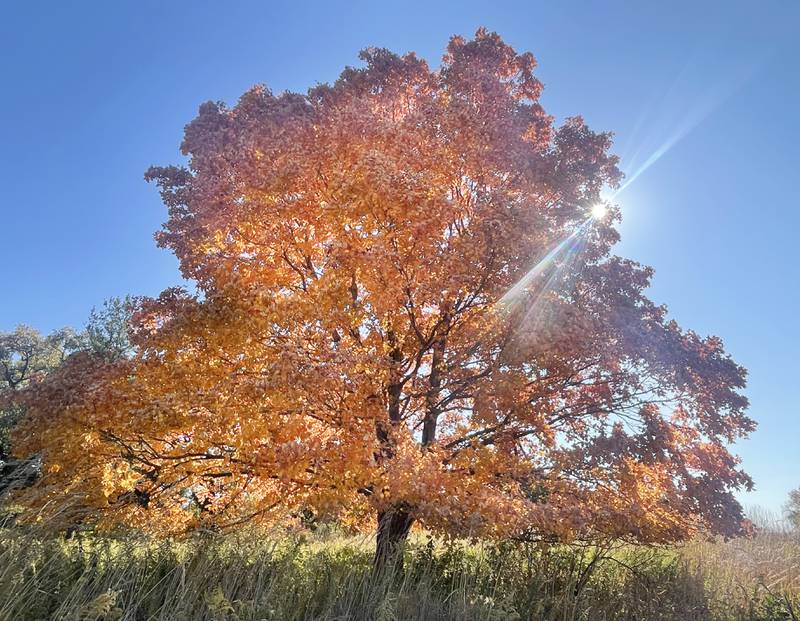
[1,523,798,620]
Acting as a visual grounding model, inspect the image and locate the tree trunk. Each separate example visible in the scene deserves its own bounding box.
[373,330,414,573]
[374,506,414,573]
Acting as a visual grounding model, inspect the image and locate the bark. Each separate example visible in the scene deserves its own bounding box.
[422,336,445,446]
[375,331,404,462]
[374,506,414,573]
[373,330,415,572]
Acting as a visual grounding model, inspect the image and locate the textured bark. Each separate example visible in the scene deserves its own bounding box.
[374,506,414,572]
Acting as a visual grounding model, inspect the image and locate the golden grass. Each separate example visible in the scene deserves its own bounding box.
[1,522,798,620]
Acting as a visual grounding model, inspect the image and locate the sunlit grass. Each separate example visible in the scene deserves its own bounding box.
[1,521,798,620]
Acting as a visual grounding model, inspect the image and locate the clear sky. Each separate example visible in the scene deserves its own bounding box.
[2,1,798,512]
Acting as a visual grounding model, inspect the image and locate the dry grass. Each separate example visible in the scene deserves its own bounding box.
[0,521,798,620]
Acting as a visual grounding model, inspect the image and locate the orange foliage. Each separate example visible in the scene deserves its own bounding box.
[10,30,753,545]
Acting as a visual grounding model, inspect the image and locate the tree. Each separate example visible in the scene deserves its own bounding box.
[785,488,800,530]
[82,296,135,361]
[10,30,754,567]
[1,298,134,496]
[0,326,80,454]
[0,325,80,494]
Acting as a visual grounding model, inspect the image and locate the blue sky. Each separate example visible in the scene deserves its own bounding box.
[2,1,798,512]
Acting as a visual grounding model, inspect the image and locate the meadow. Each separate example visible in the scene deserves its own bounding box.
[1,519,799,621]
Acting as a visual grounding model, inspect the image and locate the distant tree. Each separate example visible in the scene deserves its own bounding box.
[82,296,135,361]
[0,326,79,454]
[1,298,134,495]
[0,326,80,494]
[785,489,800,530]
[11,30,753,569]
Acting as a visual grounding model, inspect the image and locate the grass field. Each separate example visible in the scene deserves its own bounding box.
[1,521,799,621]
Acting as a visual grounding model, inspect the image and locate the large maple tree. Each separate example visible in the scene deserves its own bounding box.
[10,30,753,564]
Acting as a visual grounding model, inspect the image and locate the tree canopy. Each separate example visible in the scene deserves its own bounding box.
[9,30,753,555]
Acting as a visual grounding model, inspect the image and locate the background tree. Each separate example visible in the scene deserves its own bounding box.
[0,326,79,495]
[0,326,79,455]
[1,298,133,496]
[82,296,135,361]
[785,488,800,530]
[10,30,754,566]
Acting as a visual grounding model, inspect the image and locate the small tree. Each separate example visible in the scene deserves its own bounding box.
[785,489,800,530]
[11,30,753,567]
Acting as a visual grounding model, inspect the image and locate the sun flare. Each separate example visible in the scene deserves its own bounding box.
[590,203,608,220]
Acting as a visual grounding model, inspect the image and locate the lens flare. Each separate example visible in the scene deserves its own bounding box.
[590,204,608,220]
[499,219,592,308]
[611,51,767,200]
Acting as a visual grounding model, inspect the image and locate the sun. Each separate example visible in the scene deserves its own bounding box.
[590,203,608,220]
